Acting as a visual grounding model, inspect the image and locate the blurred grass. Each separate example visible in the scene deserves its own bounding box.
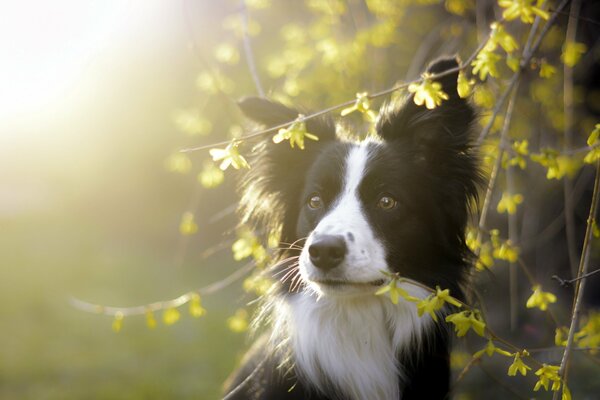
[0,210,248,399]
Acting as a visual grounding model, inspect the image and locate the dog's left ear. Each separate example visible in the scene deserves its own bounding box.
[376,56,475,159]
[237,96,337,243]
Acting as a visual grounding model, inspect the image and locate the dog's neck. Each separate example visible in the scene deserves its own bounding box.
[272,287,432,400]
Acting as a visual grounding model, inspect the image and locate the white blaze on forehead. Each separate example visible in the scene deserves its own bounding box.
[342,143,370,197]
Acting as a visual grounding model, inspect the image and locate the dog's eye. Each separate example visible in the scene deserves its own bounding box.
[377,195,397,210]
[308,194,323,209]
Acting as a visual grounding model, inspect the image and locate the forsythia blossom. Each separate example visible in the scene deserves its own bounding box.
[471,50,501,80]
[498,0,549,24]
[508,351,532,376]
[341,92,377,121]
[416,286,462,321]
[474,339,512,358]
[209,140,250,170]
[375,277,419,304]
[445,310,486,337]
[497,192,524,215]
[526,285,557,311]
[189,293,207,318]
[408,75,449,109]
[272,115,319,149]
[533,364,561,392]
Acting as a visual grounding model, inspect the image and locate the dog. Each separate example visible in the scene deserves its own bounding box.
[224,57,481,400]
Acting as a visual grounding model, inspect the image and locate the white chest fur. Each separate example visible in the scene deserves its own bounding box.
[276,289,431,400]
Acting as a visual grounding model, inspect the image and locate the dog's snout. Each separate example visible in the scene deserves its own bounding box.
[308,235,346,270]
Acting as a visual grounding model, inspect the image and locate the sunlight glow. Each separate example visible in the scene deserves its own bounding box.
[0,1,132,120]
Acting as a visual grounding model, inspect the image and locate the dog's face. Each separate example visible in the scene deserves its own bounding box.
[239,57,480,298]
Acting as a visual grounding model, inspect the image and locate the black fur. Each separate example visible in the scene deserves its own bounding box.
[225,57,481,400]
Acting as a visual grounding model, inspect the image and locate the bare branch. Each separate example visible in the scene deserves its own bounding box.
[552,267,600,287]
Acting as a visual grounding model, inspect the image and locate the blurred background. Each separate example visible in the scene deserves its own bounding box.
[1,0,599,399]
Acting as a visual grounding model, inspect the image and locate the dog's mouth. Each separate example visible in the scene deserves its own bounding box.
[310,278,387,288]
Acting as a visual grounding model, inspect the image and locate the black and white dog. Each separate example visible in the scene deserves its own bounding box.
[224,57,481,400]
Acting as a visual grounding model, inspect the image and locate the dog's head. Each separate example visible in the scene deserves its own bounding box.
[239,57,481,298]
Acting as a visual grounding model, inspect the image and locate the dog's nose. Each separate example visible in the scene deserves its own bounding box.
[308,235,346,270]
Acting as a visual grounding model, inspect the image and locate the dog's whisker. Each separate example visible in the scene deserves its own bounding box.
[272,262,299,277]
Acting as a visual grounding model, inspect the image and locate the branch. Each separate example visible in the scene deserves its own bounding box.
[70,261,256,317]
[563,0,583,278]
[240,0,265,97]
[554,159,600,399]
[552,267,600,287]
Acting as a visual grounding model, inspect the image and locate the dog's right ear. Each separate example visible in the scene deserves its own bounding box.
[238,96,336,141]
[238,96,299,127]
[237,96,336,244]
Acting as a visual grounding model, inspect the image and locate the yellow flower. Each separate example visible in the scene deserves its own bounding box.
[145,310,157,329]
[232,229,268,265]
[375,278,420,304]
[474,340,512,358]
[189,293,207,318]
[416,286,462,321]
[555,326,569,346]
[508,351,531,376]
[498,0,549,24]
[493,241,519,263]
[163,308,181,325]
[584,147,600,164]
[228,309,249,333]
[179,212,199,236]
[445,310,486,336]
[209,140,250,170]
[539,59,557,78]
[471,49,501,80]
[593,219,600,239]
[587,124,600,146]
[408,76,449,110]
[272,115,319,149]
[531,148,561,179]
[486,22,518,53]
[497,192,524,214]
[214,43,240,65]
[584,124,600,164]
[341,92,377,121]
[198,161,225,189]
[561,41,587,68]
[562,385,572,400]
[457,72,475,98]
[533,364,561,392]
[476,242,495,270]
[172,110,212,136]
[526,285,557,311]
[112,312,124,333]
[506,139,528,169]
[165,153,192,174]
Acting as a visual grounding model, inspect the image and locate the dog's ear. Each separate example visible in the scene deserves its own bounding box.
[376,56,481,227]
[376,56,477,169]
[376,56,472,148]
[237,96,336,243]
[238,96,299,127]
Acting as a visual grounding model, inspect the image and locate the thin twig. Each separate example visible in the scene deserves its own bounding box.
[563,0,583,279]
[70,261,256,317]
[222,355,268,400]
[552,267,600,287]
[554,159,600,399]
[240,0,265,97]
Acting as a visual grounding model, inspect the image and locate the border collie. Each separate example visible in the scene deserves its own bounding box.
[224,57,481,400]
